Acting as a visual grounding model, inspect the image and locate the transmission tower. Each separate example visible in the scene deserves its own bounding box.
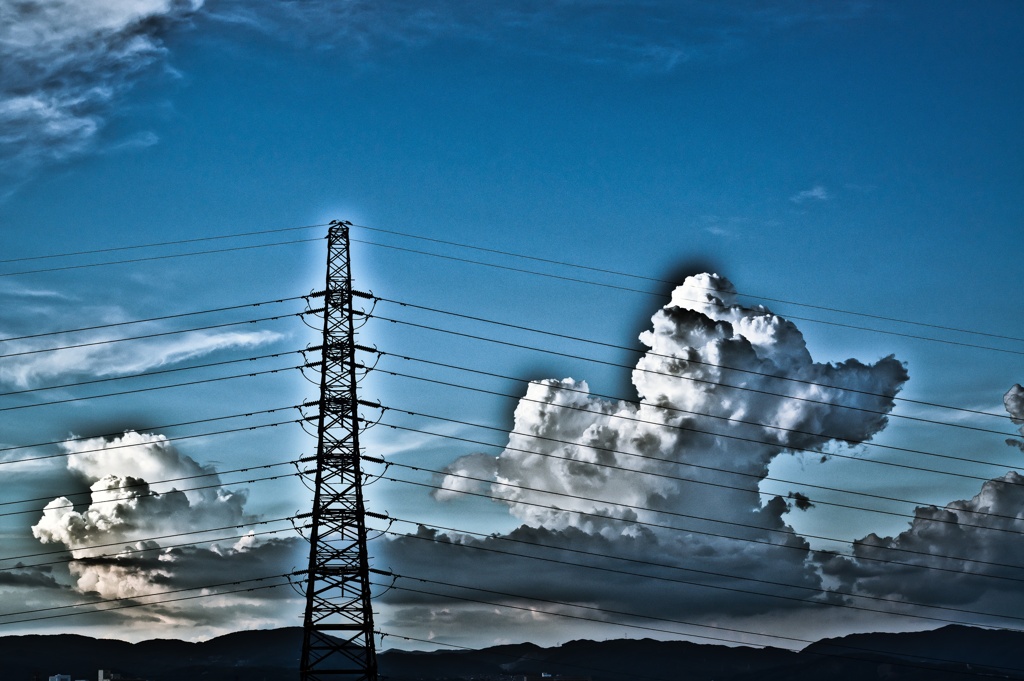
[300,221,378,681]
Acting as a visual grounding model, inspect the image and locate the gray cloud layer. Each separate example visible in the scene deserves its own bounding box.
[821,467,1024,624]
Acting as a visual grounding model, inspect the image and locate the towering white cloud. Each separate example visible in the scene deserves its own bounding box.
[33,432,247,560]
[380,274,910,641]
[482,273,907,535]
[31,431,301,620]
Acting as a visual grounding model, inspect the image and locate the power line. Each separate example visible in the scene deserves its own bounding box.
[378,575,829,650]
[0,514,300,565]
[0,309,308,360]
[4,537,1003,676]
[0,459,296,509]
[0,419,300,467]
[351,238,1024,356]
[371,467,1024,582]
[0,404,303,465]
[0,237,323,278]
[6,222,1015,659]
[7,524,302,573]
[0,348,304,399]
[374,520,1024,628]
[0,223,328,265]
[352,222,1024,345]
[11,406,1002,633]
[371,370,1022,486]
[5,218,1015,345]
[366,416,1024,533]
[0,362,302,413]
[369,298,1014,422]
[0,471,297,520]
[0,294,308,343]
[371,343,1017,442]
[352,237,657,295]
[373,578,1022,677]
[374,522,1024,630]
[0,574,300,627]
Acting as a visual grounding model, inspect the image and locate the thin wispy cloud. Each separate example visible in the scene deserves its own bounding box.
[208,0,867,73]
[789,185,830,204]
[701,215,746,238]
[0,328,284,389]
[0,282,72,300]
[0,0,868,191]
[0,0,201,189]
[103,130,161,154]
[0,289,288,388]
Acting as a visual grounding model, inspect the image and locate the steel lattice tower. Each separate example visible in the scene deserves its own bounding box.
[300,221,378,681]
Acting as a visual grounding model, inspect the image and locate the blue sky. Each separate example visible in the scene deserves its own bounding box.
[1,0,1023,653]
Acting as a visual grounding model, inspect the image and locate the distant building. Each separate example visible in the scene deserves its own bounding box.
[98,671,146,681]
[48,675,71,681]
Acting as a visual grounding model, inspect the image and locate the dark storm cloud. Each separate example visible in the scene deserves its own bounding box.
[820,470,1024,622]
[807,386,1024,623]
[0,564,61,589]
[788,492,814,511]
[1004,385,1024,451]
[1004,385,1024,425]
[69,537,303,594]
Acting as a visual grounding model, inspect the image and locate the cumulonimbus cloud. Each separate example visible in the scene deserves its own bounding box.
[31,430,302,629]
[814,384,1024,619]
[379,273,911,641]
[387,279,1024,645]
[468,273,907,534]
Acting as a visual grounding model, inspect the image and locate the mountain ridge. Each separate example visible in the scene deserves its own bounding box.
[3,624,1021,681]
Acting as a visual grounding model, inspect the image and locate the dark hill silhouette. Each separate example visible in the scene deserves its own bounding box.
[3,625,1023,681]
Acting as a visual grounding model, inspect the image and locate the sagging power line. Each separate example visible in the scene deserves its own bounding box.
[4,216,1019,675]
